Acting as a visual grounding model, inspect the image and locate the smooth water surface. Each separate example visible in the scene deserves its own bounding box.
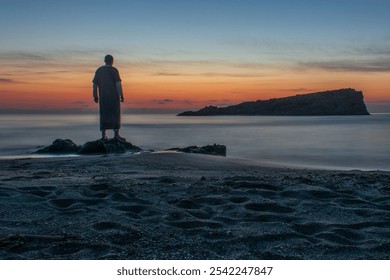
[0,114,389,170]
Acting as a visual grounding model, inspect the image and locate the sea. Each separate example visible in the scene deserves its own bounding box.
[0,113,389,171]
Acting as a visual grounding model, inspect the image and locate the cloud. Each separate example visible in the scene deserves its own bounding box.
[0,49,107,70]
[70,102,91,108]
[153,72,184,76]
[0,78,19,83]
[346,41,390,57]
[150,99,174,105]
[153,71,265,78]
[297,58,390,73]
[0,77,27,84]
[0,51,64,71]
[0,51,47,61]
[279,88,315,93]
[202,72,265,78]
[231,62,269,70]
[147,99,196,106]
[0,49,106,61]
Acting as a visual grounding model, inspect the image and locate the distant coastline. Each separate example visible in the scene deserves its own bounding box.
[178,88,370,116]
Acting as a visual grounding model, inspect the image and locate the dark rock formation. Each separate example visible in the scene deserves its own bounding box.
[36,139,225,157]
[78,139,142,155]
[36,139,81,154]
[178,88,370,116]
[35,138,141,155]
[166,144,226,156]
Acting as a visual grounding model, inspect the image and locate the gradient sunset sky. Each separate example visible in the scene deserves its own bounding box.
[1,0,389,113]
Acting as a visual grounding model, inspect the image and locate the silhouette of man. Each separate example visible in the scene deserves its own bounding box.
[93,55,125,140]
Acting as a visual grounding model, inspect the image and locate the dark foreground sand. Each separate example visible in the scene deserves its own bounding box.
[0,152,389,259]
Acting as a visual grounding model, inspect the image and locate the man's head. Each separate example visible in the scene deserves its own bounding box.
[104,54,114,65]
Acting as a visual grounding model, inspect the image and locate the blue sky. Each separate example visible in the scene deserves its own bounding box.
[3,0,389,60]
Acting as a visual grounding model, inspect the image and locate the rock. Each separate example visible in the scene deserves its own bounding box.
[35,138,141,155]
[178,88,370,116]
[35,139,81,154]
[166,144,226,156]
[78,139,142,154]
[36,139,223,156]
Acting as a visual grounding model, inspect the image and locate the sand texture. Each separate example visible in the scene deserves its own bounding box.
[0,153,389,259]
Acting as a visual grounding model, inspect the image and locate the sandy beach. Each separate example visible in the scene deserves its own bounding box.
[0,152,389,260]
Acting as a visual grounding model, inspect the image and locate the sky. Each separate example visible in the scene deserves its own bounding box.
[0,0,389,113]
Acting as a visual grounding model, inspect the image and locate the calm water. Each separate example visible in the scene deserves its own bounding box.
[0,114,389,171]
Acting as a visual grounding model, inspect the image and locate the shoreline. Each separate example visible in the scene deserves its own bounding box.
[0,153,389,259]
[0,151,389,172]
[1,113,389,172]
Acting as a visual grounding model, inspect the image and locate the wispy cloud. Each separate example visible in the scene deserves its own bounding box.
[0,49,106,61]
[297,58,390,73]
[203,72,266,78]
[153,72,184,77]
[223,36,390,74]
[145,99,195,106]
[153,71,265,78]
[279,88,315,93]
[151,99,174,105]
[0,51,47,61]
[0,49,106,70]
[0,78,19,83]
[352,46,390,57]
[0,49,103,85]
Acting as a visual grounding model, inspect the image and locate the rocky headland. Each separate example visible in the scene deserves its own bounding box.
[178,88,370,116]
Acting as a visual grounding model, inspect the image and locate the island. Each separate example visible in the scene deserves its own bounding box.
[178,88,370,116]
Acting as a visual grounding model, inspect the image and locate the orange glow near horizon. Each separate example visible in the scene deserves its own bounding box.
[1,62,389,112]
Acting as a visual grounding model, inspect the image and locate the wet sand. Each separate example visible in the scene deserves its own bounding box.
[0,153,389,259]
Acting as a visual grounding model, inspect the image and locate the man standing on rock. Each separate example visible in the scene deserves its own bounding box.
[93,54,125,140]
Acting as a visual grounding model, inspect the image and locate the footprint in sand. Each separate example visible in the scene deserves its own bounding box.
[48,242,109,257]
[92,221,123,231]
[229,196,250,204]
[115,204,147,214]
[48,198,77,209]
[47,197,105,213]
[174,199,202,209]
[244,202,294,213]
[114,204,159,219]
[164,210,192,222]
[187,209,214,220]
[168,220,223,229]
[292,222,330,235]
[28,190,53,198]
[193,196,228,206]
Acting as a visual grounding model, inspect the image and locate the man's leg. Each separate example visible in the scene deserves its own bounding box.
[114,129,125,141]
[101,129,107,140]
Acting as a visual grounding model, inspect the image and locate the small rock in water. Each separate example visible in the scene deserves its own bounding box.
[166,144,226,156]
[35,139,81,154]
